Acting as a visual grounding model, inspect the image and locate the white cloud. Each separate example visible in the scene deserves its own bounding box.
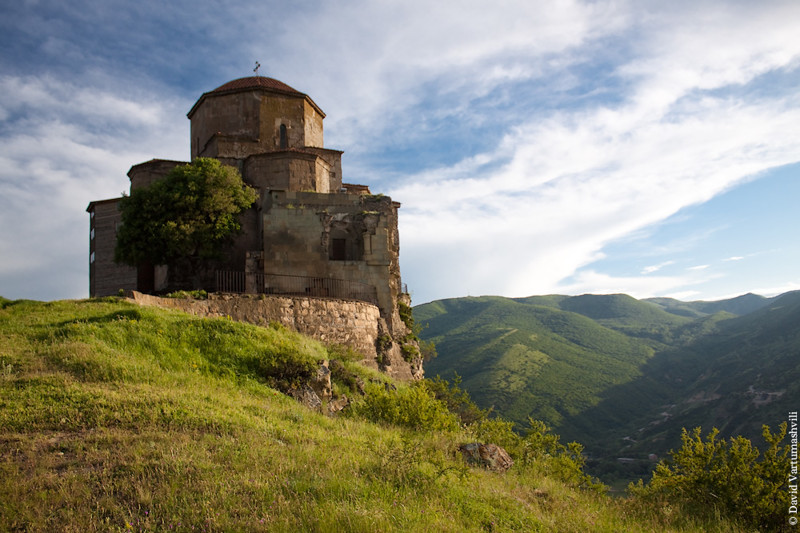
[746,281,800,297]
[708,281,800,301]
[387,2,800,302]
[266,0,629,148]
[642,261,676,275]
[0,74,188,299]
[395,87,800,300]
[555,270,703,300]
[664,290,703,301]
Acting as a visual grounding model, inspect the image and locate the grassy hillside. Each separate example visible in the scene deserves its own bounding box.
[0,297,747,532]
[415,292,800,484]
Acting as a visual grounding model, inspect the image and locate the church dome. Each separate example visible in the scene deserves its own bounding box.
[188,76,324,118]
[211,76,304,97]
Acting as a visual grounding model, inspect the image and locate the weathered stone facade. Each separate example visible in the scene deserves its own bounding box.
[87,76,421,379]
[88,199,137,298]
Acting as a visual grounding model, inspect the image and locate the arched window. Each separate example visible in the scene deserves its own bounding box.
[279,124,288,149]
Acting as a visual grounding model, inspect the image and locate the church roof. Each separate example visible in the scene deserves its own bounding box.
[188,76,325,118]
[212,76,303,95]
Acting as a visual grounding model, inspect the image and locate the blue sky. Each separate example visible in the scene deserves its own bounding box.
[1,0,799,305]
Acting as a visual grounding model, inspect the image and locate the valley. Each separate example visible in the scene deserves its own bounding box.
[415,291,800,482]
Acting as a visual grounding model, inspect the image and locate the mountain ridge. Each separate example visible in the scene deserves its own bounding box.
[415,290,799,481]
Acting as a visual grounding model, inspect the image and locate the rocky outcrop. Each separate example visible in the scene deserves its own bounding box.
[458,443,514,472]
[327,395,349,415]
[328,359,366,394]
[289,385,322,410]
[311,360,332,401]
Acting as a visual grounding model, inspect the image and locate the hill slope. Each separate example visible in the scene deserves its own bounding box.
[416,292,800,480]
[644,292,771,318]
[417,296,658,429]
[592,291,800,456]
[1,296,738,532]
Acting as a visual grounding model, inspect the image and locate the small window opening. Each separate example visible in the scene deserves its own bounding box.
[279,124,288,149]
[329,226,364,261]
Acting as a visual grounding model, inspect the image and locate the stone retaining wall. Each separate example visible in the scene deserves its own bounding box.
[127,291,421,380]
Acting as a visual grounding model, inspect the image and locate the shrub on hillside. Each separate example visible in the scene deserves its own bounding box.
[517,419,603,491]
[425,374,488,425]
[468,416,604,491]
[629,424,791,531]
[351,381,460,432]
[364,434,469,489]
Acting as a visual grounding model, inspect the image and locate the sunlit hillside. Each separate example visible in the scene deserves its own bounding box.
[0,296,755,532]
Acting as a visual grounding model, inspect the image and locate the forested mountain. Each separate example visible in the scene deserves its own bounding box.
[415,291,800,481]
[643,292,771,318]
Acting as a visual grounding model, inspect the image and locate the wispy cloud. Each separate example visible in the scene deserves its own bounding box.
[642,261,676,275]
[389,2,800,301]
[556,270,700,299]
[0,74,187,298]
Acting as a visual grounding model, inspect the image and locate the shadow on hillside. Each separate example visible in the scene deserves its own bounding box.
[559,297,800,478]
[37,309,148,342]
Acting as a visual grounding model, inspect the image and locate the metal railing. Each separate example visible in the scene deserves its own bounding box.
[215,271,378,306]
[215,270,247,294]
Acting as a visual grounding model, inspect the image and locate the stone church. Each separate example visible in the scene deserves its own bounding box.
[87,76,416,374]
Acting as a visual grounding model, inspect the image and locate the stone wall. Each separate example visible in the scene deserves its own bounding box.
[127,291,423,381]
[87,199,137,297]
[262,191,402,327]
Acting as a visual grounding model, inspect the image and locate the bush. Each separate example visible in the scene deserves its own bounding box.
[364,434,468,489]
[471,417,521,451]
[397,301,415,332]
[629,424,791,531]
[400,343,420,362]
[425,374,487,425]
[164,290,208,300]
[518,419,603,491]
[468,416,604,491]
[351,381,460,432]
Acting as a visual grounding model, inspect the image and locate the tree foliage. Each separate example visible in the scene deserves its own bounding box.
[114,158,257,269]
[629,424,792,531]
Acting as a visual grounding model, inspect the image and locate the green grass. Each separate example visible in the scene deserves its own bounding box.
[0,297,750,532]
